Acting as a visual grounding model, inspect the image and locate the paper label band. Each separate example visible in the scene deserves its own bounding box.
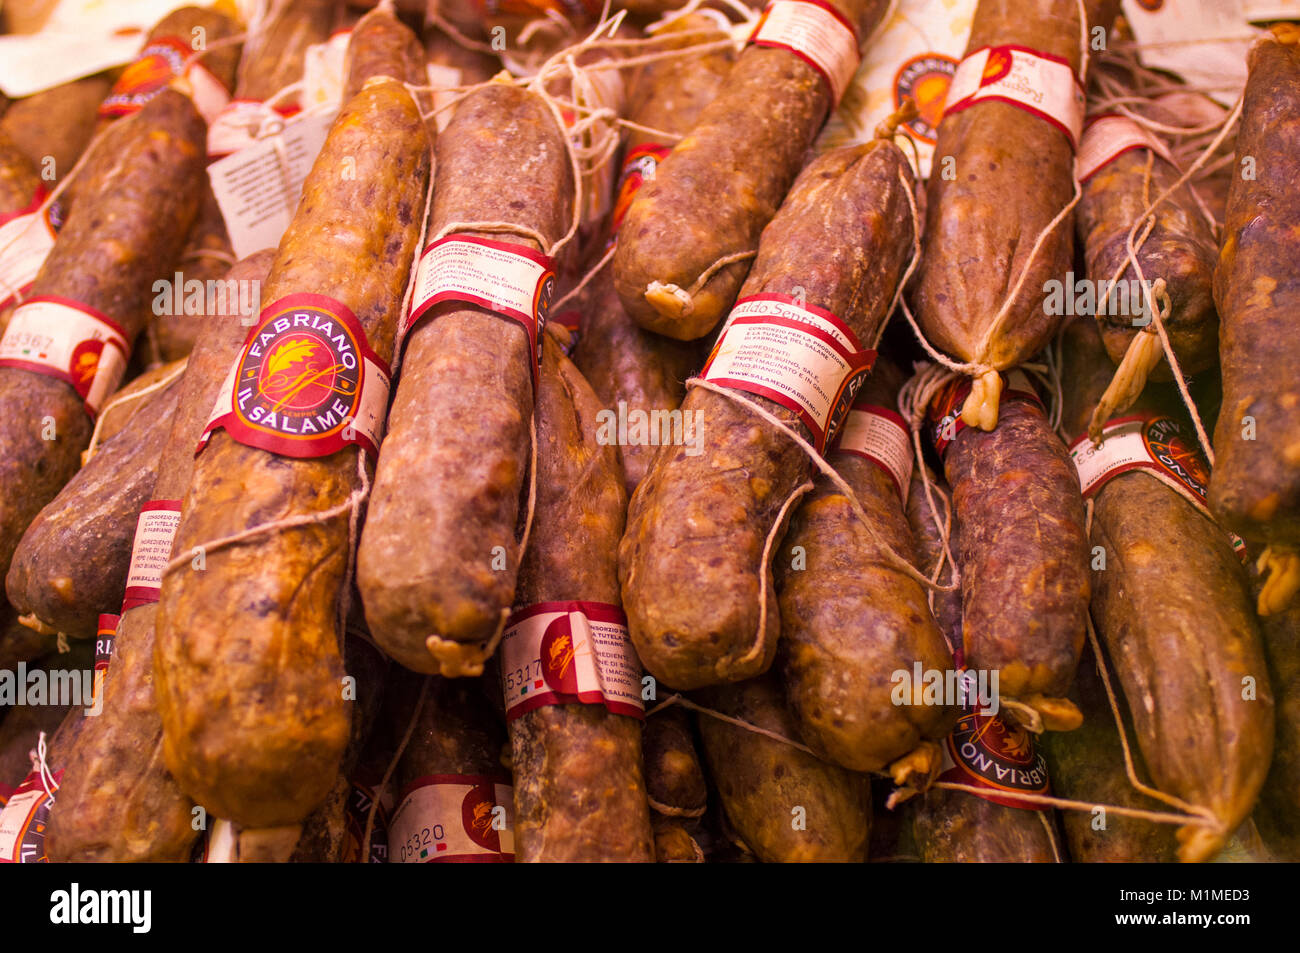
[406,236,554,386]
[702,293,876,453]
[99,35,230,124]
[1076,114,1173,182]
[611,143,671,236]
[944,45,1085,148]
[0,295,129,418]
[1070,413,1210,508]
[501,601,644,721]
[928,369,1043,458]
[92,613,118,710]
[121,500,184,612]
[199,293,389,460]
[749,0,861,106]
[0,768,61,863]
[836,404,913,503]
[0,191,57,312]
[389,776,514,863]
[937,709,1049,811]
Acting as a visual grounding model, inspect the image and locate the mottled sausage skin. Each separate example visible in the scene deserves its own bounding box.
[153,189,233,362]
[914,1,1114,401]
[942,390,1090,707]
[236,0,336,104]
[571,11,732,493]
[911,788,1059,863]
[619,140,915,690]
[508,336,654,862]
[395,674,507,791]
[0,126,41,219]
[776,364,956,772]
[155,80,430,827]
[7,377,183,641]
[1252,572,1300,861]
[612,0,890,340]
[1041,644,1178,863]
[0,89,205,607]
[1061,318,1273,863]
[0,74,112,187]
[697,675,871,862]
[1210,30,1300,546]
[46,253,273,863]
[344,2,426,99]
[1077,141,1219,379]
[642,706,707,862]
[358,83,573,675]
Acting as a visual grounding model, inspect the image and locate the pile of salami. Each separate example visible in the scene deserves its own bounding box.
[0,0,1295,865]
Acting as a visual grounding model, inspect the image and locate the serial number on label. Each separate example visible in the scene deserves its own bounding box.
[503,661,544,693]
[397,826,447,864]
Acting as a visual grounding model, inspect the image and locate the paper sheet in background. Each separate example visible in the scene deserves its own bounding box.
[208,107,336,260]
[0,0,223,97]
[816,0,976,179]
[1119,0,1275,106]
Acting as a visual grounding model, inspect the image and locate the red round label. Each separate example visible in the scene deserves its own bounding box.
[1142,417,1209,498]
[539,615,580,695]
[233,296,366,451]
[461,785,501,853]
[893,54,958,144]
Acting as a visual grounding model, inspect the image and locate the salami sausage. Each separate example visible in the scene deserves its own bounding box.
[1211,27,1300,611]
[571,11,732,492]
[1252,576,1300,861]
[910,783,1059,863]
[357,81,573,676]
[929,371,1089,729]
[44,252,273,863]
[96,358,189,445]
[0,73,112,185]
[913,0,1113,430]
[613,0,891,340]
[620,136,916,690]
[696,675,871,862]
[0,126,41,220]
[1076,110,1219,421]
[1040,644,1179,863]
[151,190,233,362]
[1061,317,1274,863]
[6,374,183,641]
[154,78,431,827]
[288,627,391,863]
[642,707,707,862]
[0,89,206,610]
[901,453,1064,862]
[344,2,426,99]
[236,0,337,105]
[388,673,516,864]
[503,334,654,862]
[776,360,956,773]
